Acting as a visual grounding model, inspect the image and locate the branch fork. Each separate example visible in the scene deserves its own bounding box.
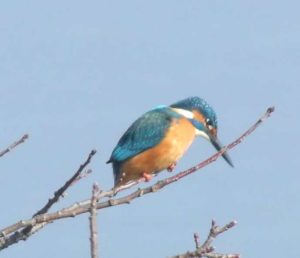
[170,220,240,258]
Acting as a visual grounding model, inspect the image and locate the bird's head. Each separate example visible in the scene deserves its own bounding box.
[170,96,233,167]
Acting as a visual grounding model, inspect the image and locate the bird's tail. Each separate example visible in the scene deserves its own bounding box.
[112,162,121,187]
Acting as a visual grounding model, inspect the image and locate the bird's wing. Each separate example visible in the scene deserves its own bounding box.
[108,108,177,163]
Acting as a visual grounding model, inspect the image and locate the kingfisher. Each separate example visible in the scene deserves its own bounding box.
[107,96,233,187]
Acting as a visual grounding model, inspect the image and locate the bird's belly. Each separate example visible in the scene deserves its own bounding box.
[119,118,195,184]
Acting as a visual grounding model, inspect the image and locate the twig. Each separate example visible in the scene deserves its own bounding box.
[202,220,236,252]
[71,169,93,187]
[90,183,100,258]
[194,233,200,249]
[0,134,29,158]
[33,149,97,217]
[0,107,275,250]
[169,220,239,258]
[0,150,97,249]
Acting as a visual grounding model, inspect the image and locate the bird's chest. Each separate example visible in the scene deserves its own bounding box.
[155,118,196,165]
[125,118,196,173]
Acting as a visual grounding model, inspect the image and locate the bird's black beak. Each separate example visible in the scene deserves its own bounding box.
[210,136,234,167]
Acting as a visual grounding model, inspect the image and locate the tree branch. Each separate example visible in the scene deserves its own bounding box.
[0,150,97,249]
[169,220,239,258]
[0,107,275,251]
[33,149,97,217]
[0,134,29,158]
[89,183,100,258]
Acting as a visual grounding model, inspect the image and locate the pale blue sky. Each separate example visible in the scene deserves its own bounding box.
[1,1,299,258]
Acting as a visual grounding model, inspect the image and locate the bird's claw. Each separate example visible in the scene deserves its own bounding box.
[142,172,152,182]
[167,162,177,172]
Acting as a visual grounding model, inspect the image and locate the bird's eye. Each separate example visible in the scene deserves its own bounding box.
[206,118,213,130]
[206,118,212,126]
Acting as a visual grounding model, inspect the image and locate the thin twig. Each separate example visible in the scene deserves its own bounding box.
[0,150,97,249]
[0,107,275,250]
[0,134,29,158]
[90,183,100,258]
[169,220,239,258]
[71,169,93,187]
[33,149,97,217]
[201,220,237,252]
[194,233,200,249]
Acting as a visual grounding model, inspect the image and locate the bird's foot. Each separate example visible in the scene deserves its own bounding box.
[167,162,177,172]
[142,172,152,182]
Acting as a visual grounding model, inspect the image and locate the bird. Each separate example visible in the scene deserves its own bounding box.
[107,96,233,188]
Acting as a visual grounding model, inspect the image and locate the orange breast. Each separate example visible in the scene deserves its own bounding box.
[117,117,196,185]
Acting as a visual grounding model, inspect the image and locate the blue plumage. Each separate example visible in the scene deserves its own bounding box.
[107,107,180,163]
[107,107,182,184]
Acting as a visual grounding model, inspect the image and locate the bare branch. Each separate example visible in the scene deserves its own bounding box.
[71,169,93,187]
[33,149,97,217]
[169,220,239,258]
[201,220,237,252]
[194,233,200,249]
[0,150,97,249]
[90,183,100,258]
[0,107,275,250]
[0,134,29,158]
